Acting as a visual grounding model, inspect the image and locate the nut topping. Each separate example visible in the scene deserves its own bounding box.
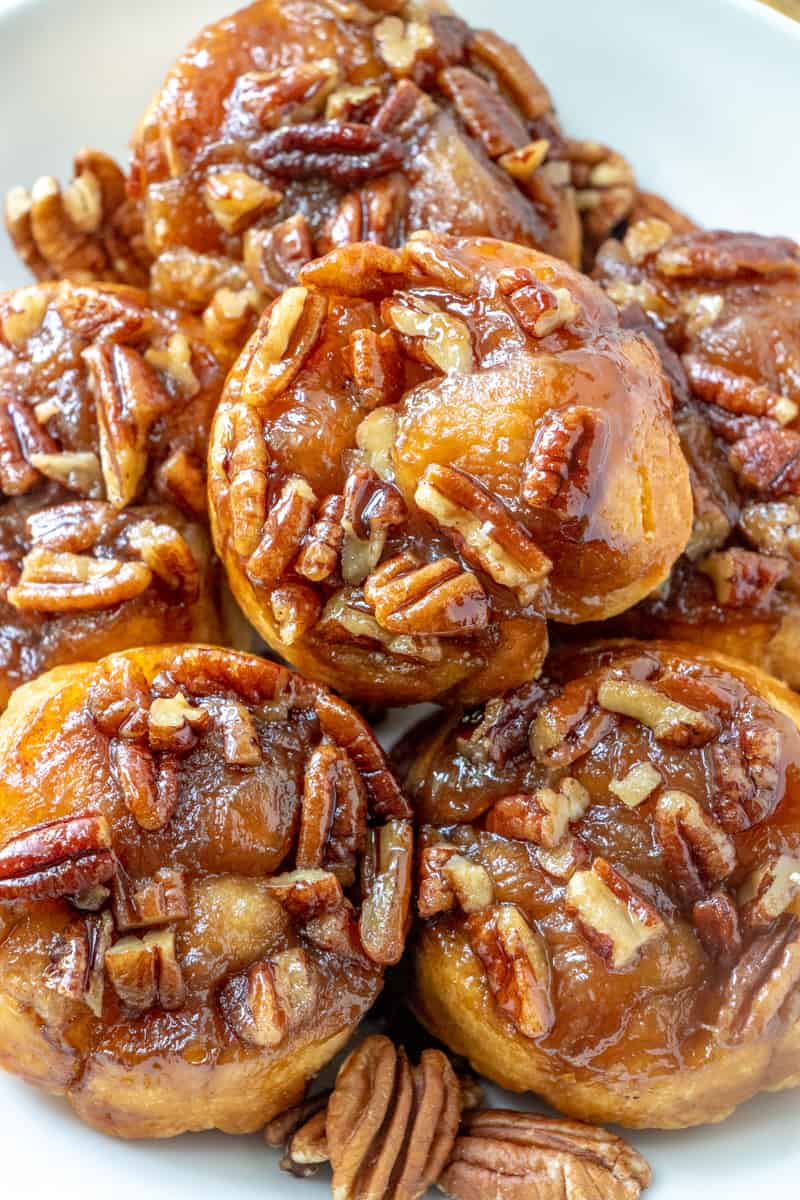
[655,791,737,906]
[693,891,742,968]
[264,869,345,921]
[359,819,413,965]
[203,169,281,235]
[415,464,552,602]
[44,911,113,1017]
[717,915,800,1045]
[363,552,488,636]
[523,406,605,516]
[439,1108,652,1200]
[566,858,666,970]
[240,287,327,408]
[0,814,114,903]
[147,693,209,753]
[297,741,368,886]
[417,843,494,917]
[497,269,580,338]
[608,762,661,809]
[383,293,474,374]
[215,700,263,765]
[271,582,323,645]
[468,903,555,1040]
[296,496,345,583]
[485,777,589,850]
[105,927,185,1013]
[597,677,719,747]
[246,476,317,587]
[220,948,318,1048]
[112,867,189,932]
[708,714,782,832]
[349,329,404,412]
[111,739,180,832]
[738,855,800,931]
[698,547,788,608]
[7,548,152,613]
[529,679,616,768]
[373,15,434,76]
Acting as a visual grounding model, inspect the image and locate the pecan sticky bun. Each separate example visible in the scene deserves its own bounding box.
[0,281,227,706]
[594,224,800,688]
[402,640,800,1128]
[0,644,412,1137]
[208,233,691,705]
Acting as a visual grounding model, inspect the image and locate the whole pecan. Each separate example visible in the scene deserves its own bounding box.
[717,915,800,1045]
[0,813,114,902]
[255,123,404,185]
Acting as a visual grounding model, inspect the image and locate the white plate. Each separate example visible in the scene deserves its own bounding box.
[0,1,799,1197]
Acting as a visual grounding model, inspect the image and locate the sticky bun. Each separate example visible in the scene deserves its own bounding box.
[594,224,800,688]
[0,281,227,704]
[403,640,800,1128]
[0,644,412,1137]
[208,233,692,705]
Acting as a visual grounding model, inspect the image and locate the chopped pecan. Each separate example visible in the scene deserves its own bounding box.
[567,138,636,248]
[729,426,800,496]
[374,14,434,76]
[270,582,322,645]
[349,327,404,410]
[536,835,590,882]
[110,739,180,832]
[326,83,383,123]
[157,446,208,517]
[383,292,474,374]
[264,1091,330,1152]
[523,406,606,517]
[468,903,554,1040]
[355,406,398,481]
[327,1035,460,1200]
[220,947,318,1048]
[622,217,674,265]
[684,355,798,427]
[0,813,113,903]
[341,466,407,584]
[214,700,263,765]
[717,915,800,1044]
[460,681,546,767]
[45,911,113,1017]
[318,590,443,663]
[297,741,368,886]
[699,547,788,608]
[221,404,269,559]
[305,899,366,961]
[26,501,109,553]
[692,891,742,968]
[467,30,552,121]
[7,175,107,279]
[655,790,737,906]
[486,777,589,850]
[112,866,189,933]
[359,819,413,964]
[739,497,800,564]
[88,656,151,738]
[363,551,488,636]
[27,450,102,495]
[244,214,314,297]
[597,676,719,747]
[738,855,800,931]
[0,402,44,495]
[498,138,551,183]
[415,464,551,602]
[708,712,782,832]
[566,858,666,969]
[233,60,339,131]
[265,869,344,921]
[256,122,404,184]
[240,286,327,408]
[147,692,208,754]
[128,520,200,601]
[203,169,281,235]
[7,547,152,613]
[497,268,580,338]
[105,927,186,1014]
[0,284,48,346]
[608,762,661,809]
[653,230,800,281]
[529,679,616,768]
[439,1108,652,1200]
[439,66,528,158]
[417,843,494,917]
[314,691,411,819]
[150,247,250,310]
[296,495,345,583]
[246,475,317,588]
[202,286,255,347]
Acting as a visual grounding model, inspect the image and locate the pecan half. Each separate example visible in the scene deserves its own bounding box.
[566,858,666,969]
[460,681,546,767]
[315,690,411,819]
[417,843,494,918]
[467,30,552,121]
[468,903,555,1040]
[349,327,404,410]
[110,740,180,832]
[439,66,528,158]
[729,426,800,497]
[0,814,114,903]
[698,547,788,608]
[523,406,606,517]
[297,741,368,887]
[383,292,474,374]
[296,495,345,583]
[88,656,151,738]
[708,713,782,833]
[246,475,317,587]
[655,790,737,906]
[597,676,719,747]
[684,355,798,427]
[359,819,413,965]
[327,1035,461,1200]
[439,1108,651,1200]
[738,855,800,931]
[256,122,404,184]
[364,552,488,636]
[717,915,800,1044]
[220,947,318,1048]
[105,927,185,1014]
[240,286,327,408]
[245,214,315,297]
[529,678,616,768]
[497,268,580,338]
[693,891,742,968]
[415,464,551,602]
[7,548,152,613]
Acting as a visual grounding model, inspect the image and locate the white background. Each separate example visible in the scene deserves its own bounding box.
[0,0,799,1195]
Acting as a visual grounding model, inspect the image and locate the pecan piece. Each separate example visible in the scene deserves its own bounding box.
[684,354,798,427]
[147,692,209,753]
[708,713,782,833]
[698,547,788,608]
[597,676,719,747]
[244,214,315,298]
[327,1035,461,1200]
[341,465,407,584]
[105,927,185,1014]
[717,915,800,1045]
[486,778,589,850]
[349,327,404,410]
[608,762,661,809]
[297,741,368,887]
[693,891,742,968]
[523,406,606,516]
[536,835,590,882]
[653,230,800,281]
[296,495,345,584]
[374,14,435,77]
[439,66,528,158]
[88,655,151,738]
[415,464,551,602]
[214,700,263,766]
[566,858,666,969]
[257,122,404,184]
[655,790,737,906]
[467,30,552,121]
[112,867,189,933]
[246,475,317,588]
[111,740,180,832]
[439,1108,652,1200]
[738,855,800,931]
[203,169,281,235]
[729,426,800,497]
[7,547,152,613]
[459,681,546,768]
[0,814,114,902]
[157,447,208,518]
[529,679,616,768]
[315,691,411,819]
[270,582,322,645]
[359,819,413,965]
[417,843,494,918]
[240,286,327,408]
[280,1105,330,1179]
[497,268,580,338]
[44,911,113,1017]
[265,869,344,921]
[468,903,555,1040]
[27,450,102,495]
[383,292,474,374]
[364,552,488,636]
[26,500,110,553]
[220,948,318,1048]
[128,520,201,601]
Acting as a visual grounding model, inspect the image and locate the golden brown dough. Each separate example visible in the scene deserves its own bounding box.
[208,233,692,705]
[594,224,800,688]
[0,281,228,704]
[403,640,800,1128]
[0,644,412,1138]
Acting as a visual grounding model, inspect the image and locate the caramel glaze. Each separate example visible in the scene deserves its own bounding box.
[405,641,800,1128]
[0,646,411,1137]
[593,227,800,688]
[209,233,691,705]
[0,282,227,704]
[129,0,582,278]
